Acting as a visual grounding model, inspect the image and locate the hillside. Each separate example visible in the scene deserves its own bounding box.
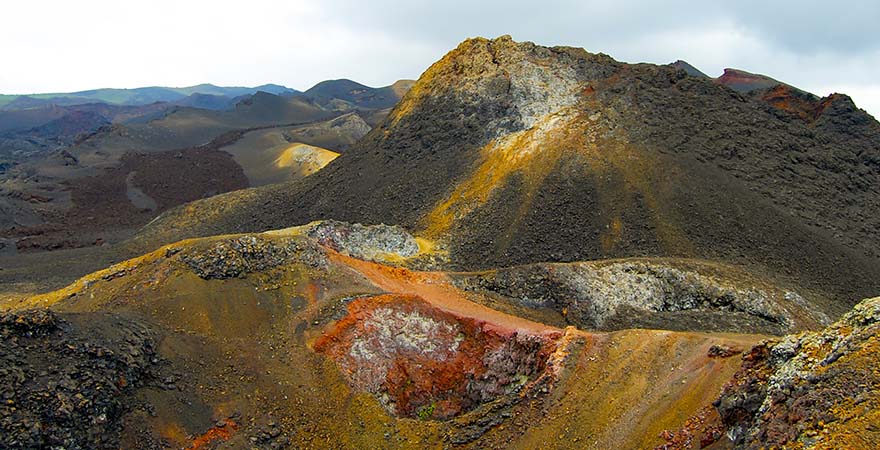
[0,84,304,157]
[713,295,880,449]
[668,60,709,78]
[0,85,408,253]
[0,222,780,449]
[0,103,172,158]
[300,79,415,111]
[715,68,785,93]
[1,35,879,450]
[136,36,880,315]
[0,79,411,162]
[2,221,876,448]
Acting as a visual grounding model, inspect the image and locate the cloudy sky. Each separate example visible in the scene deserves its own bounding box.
[2,0,878,116]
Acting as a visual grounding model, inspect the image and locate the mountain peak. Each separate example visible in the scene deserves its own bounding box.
[139,35,880,302]
[301,78,412,110]
[669,60,709,78]
[391,35,615,133]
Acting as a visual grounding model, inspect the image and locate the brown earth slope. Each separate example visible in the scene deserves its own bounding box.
[3,222,779,449]
[135,36,880,317]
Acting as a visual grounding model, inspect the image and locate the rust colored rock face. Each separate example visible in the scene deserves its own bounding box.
[715,68,780,93]
[314,294,562,419]
[759,84,824,122]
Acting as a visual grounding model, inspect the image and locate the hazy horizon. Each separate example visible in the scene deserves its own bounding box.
[0,79,408,96]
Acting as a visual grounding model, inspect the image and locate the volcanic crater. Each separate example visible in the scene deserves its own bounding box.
[314,293,569,420]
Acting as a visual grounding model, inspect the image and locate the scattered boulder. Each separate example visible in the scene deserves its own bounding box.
[708,344,742,358]
[180,235,326,279]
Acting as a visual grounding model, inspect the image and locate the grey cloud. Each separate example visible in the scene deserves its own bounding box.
[312,0,880,116]
[726,1,880,54]
[318,0,880,55]
[317,1,710,48]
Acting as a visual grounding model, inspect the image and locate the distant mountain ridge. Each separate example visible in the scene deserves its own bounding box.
[0,83,298,110]
[668,60,814,95]
[0,80,420,111]
[301,79,416,110]
[0,78,414,159]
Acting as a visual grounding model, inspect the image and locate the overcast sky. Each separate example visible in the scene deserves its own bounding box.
[2,0,878,117]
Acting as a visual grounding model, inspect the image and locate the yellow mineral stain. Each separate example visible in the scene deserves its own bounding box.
[389,53,453,126]
[420,96,695,256]
[600,216,624,252]
[273,143,339,176]
[422,110,584,239]
[389,38,495,127]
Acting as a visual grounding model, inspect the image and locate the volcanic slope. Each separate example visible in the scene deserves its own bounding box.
[4,221,789,449]
[301,79,416,111]
[715,295,880,449]
[221,113,369,186]
[136,36,880,315]
[0,96,382,253]
[68,92,333,162]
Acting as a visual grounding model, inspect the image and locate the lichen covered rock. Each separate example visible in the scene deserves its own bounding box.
[455,260,818,334]
[305,220,420,262]
[715,296,880,449]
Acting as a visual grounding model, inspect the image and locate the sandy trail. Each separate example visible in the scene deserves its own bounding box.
[328,250,561,336]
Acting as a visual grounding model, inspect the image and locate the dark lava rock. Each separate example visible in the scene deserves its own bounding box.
[707,344,742,358]
[249,421,290,450]
[180,234,326,279]
[0,309,159,450]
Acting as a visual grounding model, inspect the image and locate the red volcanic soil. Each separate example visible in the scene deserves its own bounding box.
[314,294,562,419]
[315,251,574,420]
[715,68,780,92]
[186,418,239,450]
[758,85,843,123]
